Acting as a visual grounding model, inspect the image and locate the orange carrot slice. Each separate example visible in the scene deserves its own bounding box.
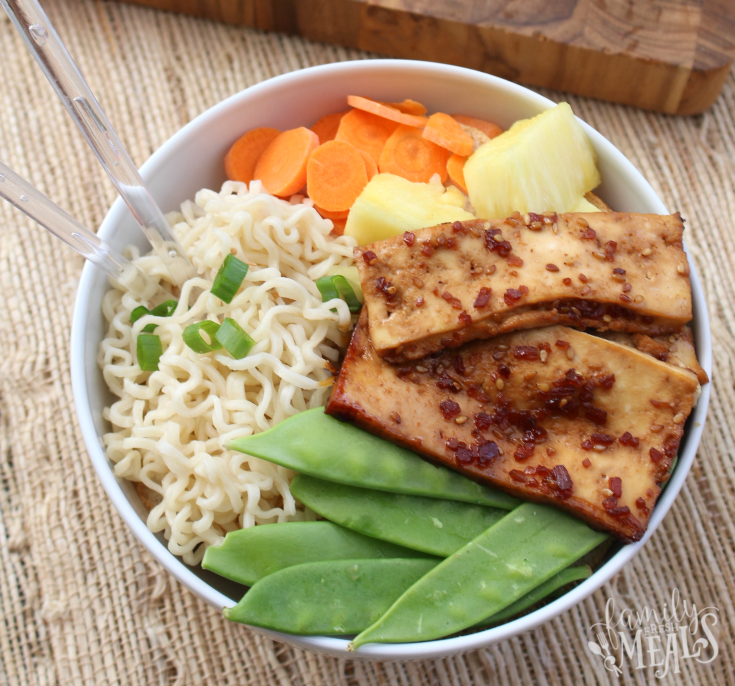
[306,140,369,213]
[423,113,474,156]
[347,95,428,128]
[224,127,281,184]
[384,99,427,116]
[379,125,451,184]
[335,109,399,164]
[451,114,503,139]
[357,149,378,181]
[311,111,349,144]
[254,127,319,197]
[331,217,347,236]
[315,205,349,220]
[447,154,468,194]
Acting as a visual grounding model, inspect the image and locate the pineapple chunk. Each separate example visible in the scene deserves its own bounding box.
[570,196,601,212]
[344,173,475,245]
[464,103,600,219]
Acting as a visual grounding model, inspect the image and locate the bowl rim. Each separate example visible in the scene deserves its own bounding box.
[70,58,712,660]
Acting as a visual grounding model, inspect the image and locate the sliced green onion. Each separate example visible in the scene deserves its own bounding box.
[316,275,362,313]
[183,321,223,353]
[211,255,249,303]
[131,300,179,333]
[137,334,163,371]
[215,318,255,359]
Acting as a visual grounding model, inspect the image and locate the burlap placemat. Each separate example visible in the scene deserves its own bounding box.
[1,2,733,684]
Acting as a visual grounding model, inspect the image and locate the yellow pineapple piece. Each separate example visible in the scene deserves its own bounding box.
[464,103,601,219]
[344,173,475,245]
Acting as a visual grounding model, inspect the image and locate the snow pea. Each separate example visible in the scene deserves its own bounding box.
[476,565,592,627]
[224,558,438,635]
[228,408,519,509]
[350,503,608,649]
[202,521,431,586]
[291,475,505,557]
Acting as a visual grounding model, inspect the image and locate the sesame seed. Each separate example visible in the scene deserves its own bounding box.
[415,365,428,373]
[602,488,614,496]
[651,424,664,433]
[524,371,537,381]
[496,379,504,390]
[560,399,568,407]
[566,346,575,360]
[523,214,531,225]
[455,416,468,425]
[386,286,397,295]
[577,217,589,229]
[593,252,606,260]
[593,445,607,452]
[641,248,652,256]
[492,234,504,242]
[538,382,550,392]
[677,263,688,275]
[634,295,644,303]
[539,350,548,362]
[673,413,685,424]
[497,447,504,456]
[612,273,626,282]
[602,314,612,322]
[581,286,591,296]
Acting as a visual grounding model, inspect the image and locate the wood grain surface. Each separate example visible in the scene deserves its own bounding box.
[114,0,735,114]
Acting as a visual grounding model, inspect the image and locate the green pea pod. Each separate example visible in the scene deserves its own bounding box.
[228,408,519,510]
[291,475,505,557]
[224,558,438,635]
[350,503,608,649]
[476,565,592,627]
[202,521,432,586]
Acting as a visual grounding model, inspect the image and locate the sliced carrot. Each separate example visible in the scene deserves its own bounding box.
[347,95,428,128]
[224,127,281,184]
[310,111,349,144]
[254,127,319,197]
[422,113,474,157]
[335,109,399,164]
[384,99,427,116]
[451,114,503,139]
[357,149,378,181]
[379,125,451,184]
[315,205,349,220]
[331,217,347,236]
[306,140,369,213]
[447,154,468,194]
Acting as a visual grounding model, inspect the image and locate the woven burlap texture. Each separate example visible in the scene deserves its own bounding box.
[0,1,733,684]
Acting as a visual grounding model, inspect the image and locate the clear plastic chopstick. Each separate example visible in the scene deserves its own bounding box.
[0,160,150,293]
[1,0,196,287]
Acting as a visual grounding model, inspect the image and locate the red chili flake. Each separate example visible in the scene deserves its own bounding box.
[623,283,632,293]
[546,264,560,272]
[508,255,524,267]
[579,273,588,283]
[650,447,663,463]
[416,297,425,308]
[474,287,492,309]
[552,465,573,493]
[635,497,648,511]
[447,236,457,249]
[442,291,463,310]
[598,374,616,390]
[563,277,572,286]
[613,267,626,276]
[609,476,622,498]
[474,412,493,431]
[605,240,617,261]
[362,250,378,265]
[439,399,461,420]
[582,458,591,468]
[452,221,464,233]
[585,405,608,425]
[619,432,640,447]
[591,432,615,445]
[514,345,539,361]
[547,446,556,456]
[528,212,544,224]
[498,364,511,378]
[477,441,500,465]
[566,368,584,385]
[504,288,524,305]
[403,232,415,246]
[446,437,460,451]
[580,227,597,240]
[456,448,473,465]
[436,372,462,393]
[467,385,490,404]
[459,311,473,326]
[509,469,528,483]
[514,442,535,461]
[436,234,446,247]
[389,411,402,424]
[484,229,513,257]
[453,355,465,377]
[535,465,551,478]
[620,293,632,303]
[555,339,570,349]
[421,242,434,257]
[602,496,631,517]
[581,439,593,451]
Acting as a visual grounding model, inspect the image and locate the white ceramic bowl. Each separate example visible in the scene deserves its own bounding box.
[71,60,711,661]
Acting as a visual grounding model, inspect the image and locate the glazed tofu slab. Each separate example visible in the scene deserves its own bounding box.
[355,212,692,362]
[326,313,700,542]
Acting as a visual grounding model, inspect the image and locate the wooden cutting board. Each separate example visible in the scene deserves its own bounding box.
[117,0,735,114]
